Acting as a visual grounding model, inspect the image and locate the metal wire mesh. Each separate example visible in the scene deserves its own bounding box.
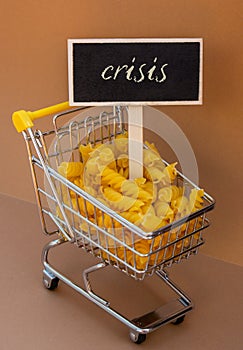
[26,106,214,280]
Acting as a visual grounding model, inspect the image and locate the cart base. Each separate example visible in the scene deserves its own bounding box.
[42,237,193,343]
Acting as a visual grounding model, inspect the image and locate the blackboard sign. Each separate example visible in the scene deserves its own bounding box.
[68,38,202,106]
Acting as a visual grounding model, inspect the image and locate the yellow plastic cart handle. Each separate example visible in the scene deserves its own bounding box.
[12,101,70,132]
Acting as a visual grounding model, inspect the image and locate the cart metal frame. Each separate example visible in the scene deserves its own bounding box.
[12,103,215,343]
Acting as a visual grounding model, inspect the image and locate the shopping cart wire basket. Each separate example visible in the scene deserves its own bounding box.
[12,102,215,344]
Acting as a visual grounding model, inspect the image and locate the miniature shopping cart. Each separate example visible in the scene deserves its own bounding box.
[12,102,215,344]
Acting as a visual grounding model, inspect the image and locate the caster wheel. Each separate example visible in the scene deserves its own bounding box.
[171,315,185,325]
[43,270,59,290]
[129,331,147,344]
[43,276,59,290]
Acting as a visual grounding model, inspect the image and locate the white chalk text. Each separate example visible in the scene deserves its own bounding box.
[101,57,168,83]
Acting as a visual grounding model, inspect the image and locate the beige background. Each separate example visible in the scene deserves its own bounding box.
[0,0,242,266]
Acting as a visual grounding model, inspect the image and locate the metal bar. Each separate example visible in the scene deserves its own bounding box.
[42,238,193,335]
[131,298,191,329]
[23,132,57,235]
[156,270,192,306]
[41,238,150,333]
[83,262,110,306]
[28,128,73,240]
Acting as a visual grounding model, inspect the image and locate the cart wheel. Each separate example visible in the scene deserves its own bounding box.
[171,315,185,325]
[44,276,59,290]
[129,331,147,344]
[43,270,59,290]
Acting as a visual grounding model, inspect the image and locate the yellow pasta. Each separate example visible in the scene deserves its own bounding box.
[110,196,137,213]
[143,148,161,167]
[171,185,183,199]
[133,241,151,270]
[117,154,129,168]
[137,187,153,202]
[101,167,126,191]
[97,213,122,230]
[144,166,165,183]
[157,185,181,203]
[140,207,162,232]
[73,177,84,189]
[114,136,128,155]
[171,195,189,215]
[82,185,97,197]
[140,181,157,203]
[127,199,144,213]
[79,143,95,163]
[158,186,173,202]
[144,140,160,155]
[56,132,206,272]
[118,167,129,179]
[161,162,177,185]
[154,201,174,220]
[149,246,173,266]
[102,186,123,202]
[120,211,143,225]
[189,188,204,212]
[84,156,100,176]
[96,145,115,164]
[58,161,83,179]
[77,197,95,217]
[102,187,136,212]
[120,180,139,198]
[56,197,80,226]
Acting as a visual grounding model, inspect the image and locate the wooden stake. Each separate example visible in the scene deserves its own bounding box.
[128,105,143,180]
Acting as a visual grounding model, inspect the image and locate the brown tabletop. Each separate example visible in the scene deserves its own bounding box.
[1,193,242,350]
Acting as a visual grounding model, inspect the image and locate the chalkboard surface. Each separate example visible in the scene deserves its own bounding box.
[68,38,202,105]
